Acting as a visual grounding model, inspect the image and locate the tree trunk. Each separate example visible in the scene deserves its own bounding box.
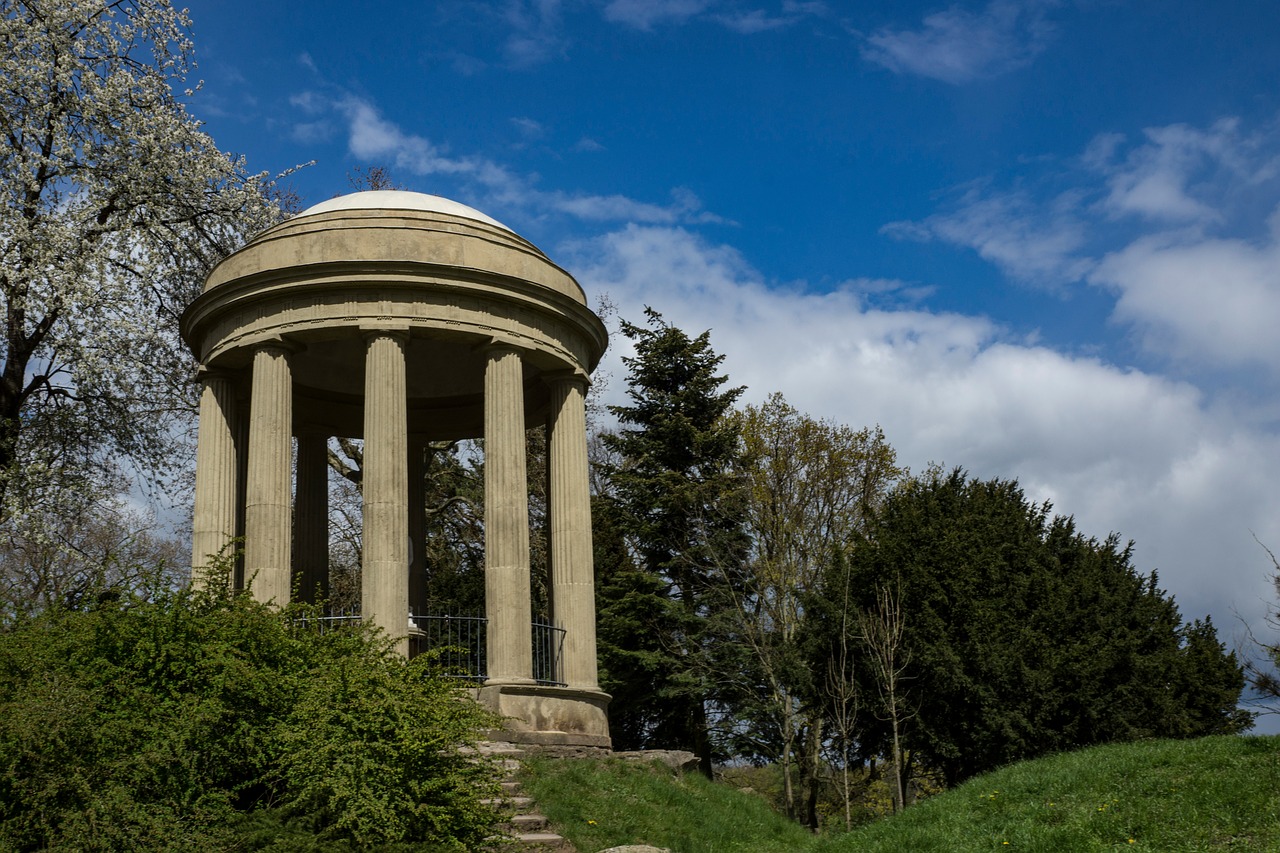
[692,697,714,778]
[805,715,822,830]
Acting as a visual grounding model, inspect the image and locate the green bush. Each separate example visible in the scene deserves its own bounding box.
[0,576,500,850]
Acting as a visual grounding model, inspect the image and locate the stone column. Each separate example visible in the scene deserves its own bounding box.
[407,437,427,619]
[191,369,239,587]
[547,373,600,690]
[293,431,329,604]
[484,344,534,684]
[362,331,410,656]
[244,342,294,605]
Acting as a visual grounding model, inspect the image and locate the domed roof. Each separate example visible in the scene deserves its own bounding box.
[297,190,513,232]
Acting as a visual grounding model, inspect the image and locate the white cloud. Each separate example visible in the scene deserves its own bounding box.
[1091,229,1280,370]
[889,116,1280,375]
[570,223,1280,655]
[336,96,480,177]
[602,0,714,30]
[714,3,823,33]
[502,0,568,66]
[547,186,728,224]
[602,0,821,33]
[301,94,726,227]
[1089,118,1270,225]
[884,186,1093,283]
[861,0,1056,84]
[289,120,334,145]
[510,117,547,139]
[715,9,791,33]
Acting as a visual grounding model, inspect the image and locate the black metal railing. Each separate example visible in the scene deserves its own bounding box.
[532,619,566,687]
[293,610,567,687]
[410,613,488,681]
[292,608,363,635]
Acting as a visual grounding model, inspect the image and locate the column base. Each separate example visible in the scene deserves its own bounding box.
[472,683,612,749]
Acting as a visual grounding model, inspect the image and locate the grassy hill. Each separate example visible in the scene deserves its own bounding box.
[520,735,1280,852]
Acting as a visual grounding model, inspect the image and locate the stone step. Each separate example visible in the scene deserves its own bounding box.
[483,794,534,810]
[477,740,576,851]
[506,813,549,832]
[470,740,528,757]
[513,830,571,850]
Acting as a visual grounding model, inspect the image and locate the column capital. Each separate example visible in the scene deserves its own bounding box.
[196,365,237,383]
[254,335,304,357]
[543,368,591,392]
[359,323,411,344]
[480,337,523,357]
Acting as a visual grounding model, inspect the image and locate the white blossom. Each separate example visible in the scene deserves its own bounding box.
[0,0,290,527]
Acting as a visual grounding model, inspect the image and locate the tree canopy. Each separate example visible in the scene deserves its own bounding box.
[826,468,1250,788]
[593,313,1249,820]
[718,393,901,822]
[0,0,285,530]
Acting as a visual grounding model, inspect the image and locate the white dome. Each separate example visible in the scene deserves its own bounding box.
[298,190,512,232]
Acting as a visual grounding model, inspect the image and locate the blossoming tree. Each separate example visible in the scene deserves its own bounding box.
[0,0,285,531]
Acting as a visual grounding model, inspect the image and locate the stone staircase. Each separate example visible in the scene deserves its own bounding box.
[475,741,574,851]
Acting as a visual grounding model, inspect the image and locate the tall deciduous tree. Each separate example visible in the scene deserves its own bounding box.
[0,0,285,525]
[598,307,746,773]
[720,393,900,823]
[0,490,184,623]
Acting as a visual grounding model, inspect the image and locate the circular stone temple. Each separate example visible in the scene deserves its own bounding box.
[182,190,611,747]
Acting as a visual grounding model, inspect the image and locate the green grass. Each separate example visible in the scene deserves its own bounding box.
[519,755,816,853]
[523,736,1280,852]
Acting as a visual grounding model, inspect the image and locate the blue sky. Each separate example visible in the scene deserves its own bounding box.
[185,0,1280,717]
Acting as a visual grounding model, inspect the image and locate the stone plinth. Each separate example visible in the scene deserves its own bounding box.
[474,683,612,749]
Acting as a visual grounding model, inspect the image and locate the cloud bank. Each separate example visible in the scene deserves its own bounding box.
[570,223,1280,649]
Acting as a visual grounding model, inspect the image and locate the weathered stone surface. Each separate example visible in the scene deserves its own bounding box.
[548,374,599,691]
[484,344,535,685]
[476,685,612,749]
[362,331,409,656]
[243,343,293,604]
[595,846,673,853]
[613,749,701,772]
[191,371,237,581]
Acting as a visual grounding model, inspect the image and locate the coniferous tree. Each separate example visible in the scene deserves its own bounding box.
[826,468,1250,788]
[597,308,746,773]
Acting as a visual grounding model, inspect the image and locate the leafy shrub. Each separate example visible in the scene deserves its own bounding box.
[0,575,500,850]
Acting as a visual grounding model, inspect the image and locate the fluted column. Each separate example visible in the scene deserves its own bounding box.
[244,342,294,605]
[192,369,239,587]
[407,437,427,619]
[362,331,410,656]
[484,344,534,683]
[294,431,329,604]
[547,373,600,690]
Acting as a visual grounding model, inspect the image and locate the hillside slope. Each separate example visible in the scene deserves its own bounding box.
[522,736,1280,852]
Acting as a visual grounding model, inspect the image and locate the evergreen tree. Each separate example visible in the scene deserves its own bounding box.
[828,468,1250,788]
[598,308,746,773]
